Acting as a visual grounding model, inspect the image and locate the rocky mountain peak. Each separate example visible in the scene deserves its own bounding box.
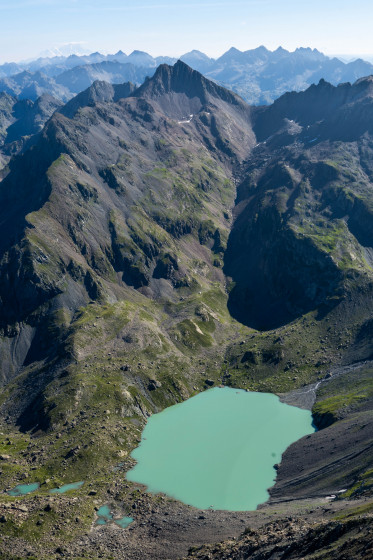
[221,46,242,56]
[134,60,241,111]
[181,49,210,59]
[59,79,135,118]
[250,45,270,54]
[127,50,156,67]
[179,50,214,71]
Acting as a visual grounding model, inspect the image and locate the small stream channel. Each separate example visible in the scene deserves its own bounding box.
[279,359,373,410]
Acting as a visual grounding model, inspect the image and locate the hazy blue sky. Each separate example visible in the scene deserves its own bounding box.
[1,0,373,63]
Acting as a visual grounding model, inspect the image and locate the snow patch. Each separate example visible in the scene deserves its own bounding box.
[178,114,194,124]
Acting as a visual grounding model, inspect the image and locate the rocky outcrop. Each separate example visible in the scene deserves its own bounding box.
[59,80,136,118]
[184,517,373,560]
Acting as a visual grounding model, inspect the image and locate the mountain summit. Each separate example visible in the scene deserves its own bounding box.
[134,60,242,114]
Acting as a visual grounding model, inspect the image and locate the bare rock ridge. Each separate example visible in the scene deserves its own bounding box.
[254,75,373,142]
[60,80,136,118]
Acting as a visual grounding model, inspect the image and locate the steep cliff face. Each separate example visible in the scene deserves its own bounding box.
[225,77,373,329]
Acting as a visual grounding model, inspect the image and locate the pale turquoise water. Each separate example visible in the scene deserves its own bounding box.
[95,505,133,528]
[127,387,314,511]
[50,481,84,494]
[115,516,134,528]
[95,504,113,525]
[97,505,113,520]
[8,482,40,496]
[96,505,133,529]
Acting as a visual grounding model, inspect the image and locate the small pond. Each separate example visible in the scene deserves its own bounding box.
[115,516,134,528]
[97,505,113,520]
[50,481,84,494]
[95,504,133,528]
[127,387,314,511]
[8,482,40,496]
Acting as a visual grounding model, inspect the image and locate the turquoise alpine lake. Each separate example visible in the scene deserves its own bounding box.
[127,387,314,511]
[8,482,40,496]
[50,481,84,494]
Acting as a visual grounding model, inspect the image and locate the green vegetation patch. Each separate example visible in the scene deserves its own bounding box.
[173,319,214,350]
[314,365,373,425]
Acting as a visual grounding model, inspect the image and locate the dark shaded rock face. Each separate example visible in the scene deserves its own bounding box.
[224,76,373,329]
[153,253,179,281]
[0,91,62,167]
[225,200,342,330]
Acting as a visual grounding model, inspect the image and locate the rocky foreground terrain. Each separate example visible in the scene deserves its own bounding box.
[0,61,372,559]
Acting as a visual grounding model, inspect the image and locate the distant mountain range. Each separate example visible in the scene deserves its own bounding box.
[2,46,373,104]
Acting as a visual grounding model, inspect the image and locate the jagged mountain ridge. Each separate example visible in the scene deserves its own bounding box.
[59,80,136,118]
[224,75,373,329]
[2,62,373,395]
[2,46,373,104]
[254,75,373,140]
